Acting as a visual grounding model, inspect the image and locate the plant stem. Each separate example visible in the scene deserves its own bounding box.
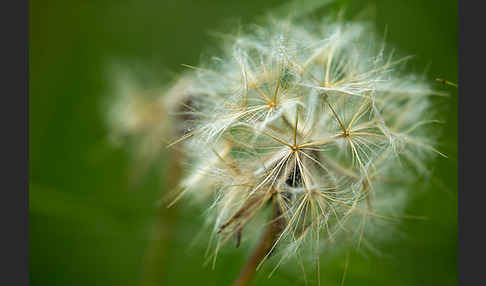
[232,197,285,286]
[139,151,182,286]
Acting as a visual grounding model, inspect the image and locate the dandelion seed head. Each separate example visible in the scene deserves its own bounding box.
[107,13,445,275]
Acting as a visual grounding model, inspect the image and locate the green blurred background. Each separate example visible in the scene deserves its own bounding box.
[30,0,457,285]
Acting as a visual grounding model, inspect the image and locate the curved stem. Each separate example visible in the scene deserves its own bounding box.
[232,197,284,286]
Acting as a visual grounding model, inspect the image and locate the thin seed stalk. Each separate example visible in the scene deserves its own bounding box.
[232,196,285,286]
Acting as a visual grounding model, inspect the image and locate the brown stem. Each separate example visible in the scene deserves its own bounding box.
[139,151,182,286]
[232,197,285,286]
